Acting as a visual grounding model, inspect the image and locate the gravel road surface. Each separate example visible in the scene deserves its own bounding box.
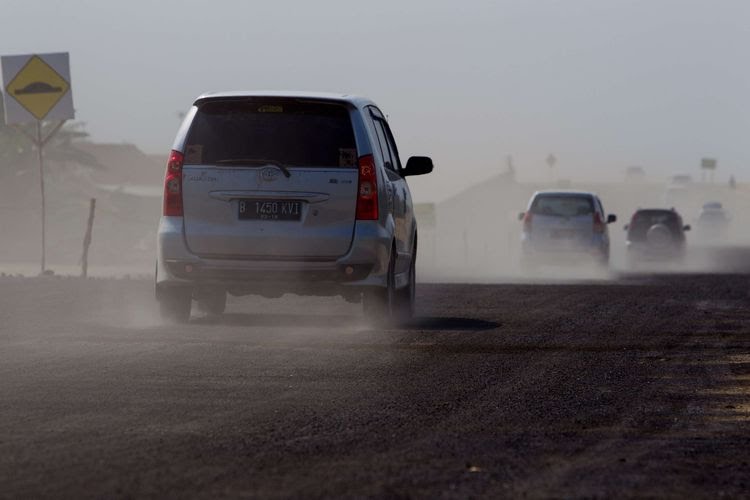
[1,274,749,498]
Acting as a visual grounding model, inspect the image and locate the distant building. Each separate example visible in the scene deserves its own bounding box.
[74,142,165,187]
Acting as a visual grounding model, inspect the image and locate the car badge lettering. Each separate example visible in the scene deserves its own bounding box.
[186,171,218,182]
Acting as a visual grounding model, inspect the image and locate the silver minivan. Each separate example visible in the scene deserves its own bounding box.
[519,190,616,266]
[156,91,432,323]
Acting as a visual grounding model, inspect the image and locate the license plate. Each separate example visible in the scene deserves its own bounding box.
[238,199,302,221]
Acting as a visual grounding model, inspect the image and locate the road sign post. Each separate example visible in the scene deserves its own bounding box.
[701,157,717,184]
[36,121,46,272]
[546,154,557,169]
[1,53,74,274]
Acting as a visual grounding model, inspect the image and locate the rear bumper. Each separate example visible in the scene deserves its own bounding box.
[626,242,685,261]
[521,234,608,259]
[164,261,373,282]
[156,216,392,291]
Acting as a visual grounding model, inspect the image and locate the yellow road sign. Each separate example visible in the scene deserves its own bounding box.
[5,55,70,120]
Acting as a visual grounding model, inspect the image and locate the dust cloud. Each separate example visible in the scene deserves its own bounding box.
[2,142,750,291]
[0,138,162,279]
[415,170,750,283]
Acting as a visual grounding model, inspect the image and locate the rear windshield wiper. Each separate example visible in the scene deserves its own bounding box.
[214,159,292,178]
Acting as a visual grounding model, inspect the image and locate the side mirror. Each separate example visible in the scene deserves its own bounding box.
[607,214,617,224]
[683,224,691,231]
[623,224,630,231]
[518,212,525,221]
[402,156,433,177]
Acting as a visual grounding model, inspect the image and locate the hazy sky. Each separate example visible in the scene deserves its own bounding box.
[2,0,749,200]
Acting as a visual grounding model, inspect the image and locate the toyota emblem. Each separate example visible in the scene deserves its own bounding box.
[260,167,281,182]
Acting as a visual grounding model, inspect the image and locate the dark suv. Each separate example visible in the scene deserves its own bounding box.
[624,208,690,265]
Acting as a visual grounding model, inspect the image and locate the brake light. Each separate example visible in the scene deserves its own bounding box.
[593,212,606,233]
[356,154,378,220]
[522,211,533,232]
[163,150,184,216]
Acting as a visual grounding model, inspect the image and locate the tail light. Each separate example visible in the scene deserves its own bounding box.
[593,212,606,233]
[522,211,533,232]
[356,154,378,220]
[163,150,184,216]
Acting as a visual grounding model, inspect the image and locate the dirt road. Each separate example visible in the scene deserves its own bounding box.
[1,274,749,498]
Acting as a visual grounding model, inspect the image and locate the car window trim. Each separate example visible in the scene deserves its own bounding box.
[368,107,403,175]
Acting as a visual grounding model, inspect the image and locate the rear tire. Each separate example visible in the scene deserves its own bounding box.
[626,250,639,271]
[157,287,192,323]
[394,251,416,321]
[197,289,226,316]
[363,248,396,326]
[598,248,610,269]
[520,254,537,275]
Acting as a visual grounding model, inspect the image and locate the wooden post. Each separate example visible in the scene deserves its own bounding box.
[462,229,469,266]
[81,198,96,278]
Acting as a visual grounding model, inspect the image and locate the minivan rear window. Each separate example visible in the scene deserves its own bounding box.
[530,195,593,217]
[184,99,357,168]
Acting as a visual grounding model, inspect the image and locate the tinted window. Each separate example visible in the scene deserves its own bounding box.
[629,210,682,239]
[372,119,395,171]
[530,195,593,217]
[595,198,605,215]
[380,120,402,171]
[184,99,357,167]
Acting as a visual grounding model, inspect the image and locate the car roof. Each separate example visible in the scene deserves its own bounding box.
[193,90,375,109]
[634,208,679,214]
[533,190,597,197]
